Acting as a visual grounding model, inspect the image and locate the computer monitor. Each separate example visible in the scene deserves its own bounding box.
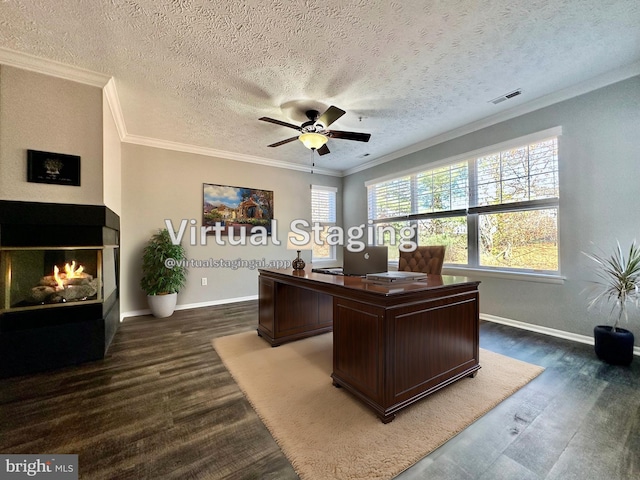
[342,246,388,276]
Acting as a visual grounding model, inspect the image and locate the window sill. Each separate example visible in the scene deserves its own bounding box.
[311,258,338,266]
[442,266,566,284]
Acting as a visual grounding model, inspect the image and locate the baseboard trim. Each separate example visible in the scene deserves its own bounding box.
[480,313,640,357]
[122,303,640,356]
[120,295,258,322]
[120,309,149,321]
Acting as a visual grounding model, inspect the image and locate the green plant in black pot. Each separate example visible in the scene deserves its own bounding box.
[140,228,187,318]
[583,241,640,365]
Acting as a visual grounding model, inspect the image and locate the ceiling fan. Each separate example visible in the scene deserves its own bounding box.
[259,105,371,156]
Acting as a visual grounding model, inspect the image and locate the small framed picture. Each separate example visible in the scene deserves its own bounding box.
[27,150,81,186]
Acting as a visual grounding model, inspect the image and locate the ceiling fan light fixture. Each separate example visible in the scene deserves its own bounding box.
[260,105,369,155]
[299,132,328,150]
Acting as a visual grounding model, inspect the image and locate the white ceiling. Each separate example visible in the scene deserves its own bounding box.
[1,0,639,176]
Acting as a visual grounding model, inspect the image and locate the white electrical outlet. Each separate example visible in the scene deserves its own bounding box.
[201,277,207,286]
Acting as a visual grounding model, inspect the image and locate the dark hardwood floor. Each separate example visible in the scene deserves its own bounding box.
[1,301,638,479]
[397,322,640,480]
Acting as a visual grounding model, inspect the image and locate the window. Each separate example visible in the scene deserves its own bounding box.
[366,127,561,274]
[311,185,337,262]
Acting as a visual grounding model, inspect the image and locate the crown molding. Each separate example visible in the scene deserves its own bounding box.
[122,134,342,177]
[0,46,110,87]
[344,60,640,176]
[4,47,637,179]
[103,78,128,140]
[0,48,340,176]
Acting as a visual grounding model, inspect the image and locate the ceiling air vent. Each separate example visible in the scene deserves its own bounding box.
[489,89,522,105]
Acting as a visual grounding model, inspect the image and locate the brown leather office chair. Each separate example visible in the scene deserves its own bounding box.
[398,245,446,274]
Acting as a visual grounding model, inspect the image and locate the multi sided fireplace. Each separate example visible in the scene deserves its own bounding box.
[0,200,120,378]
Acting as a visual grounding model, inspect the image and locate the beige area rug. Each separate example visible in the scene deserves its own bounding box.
[212,332,544,480]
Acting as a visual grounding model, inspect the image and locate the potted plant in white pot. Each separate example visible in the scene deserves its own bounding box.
[140,228,187,318]
[583,241,640,365]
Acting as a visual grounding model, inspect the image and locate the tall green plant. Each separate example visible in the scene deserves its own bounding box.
[140,228,187,295]
[584,241,640,331]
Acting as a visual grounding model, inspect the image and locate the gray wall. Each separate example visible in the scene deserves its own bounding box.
[344,76,640,342]
[3,62,638,345]
[0,66,104,205]
[120,143,342,315]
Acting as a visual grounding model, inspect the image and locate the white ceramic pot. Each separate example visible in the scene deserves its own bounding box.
[147,293,178,318]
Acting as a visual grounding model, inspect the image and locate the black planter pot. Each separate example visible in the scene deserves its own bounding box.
[593,326,635,366]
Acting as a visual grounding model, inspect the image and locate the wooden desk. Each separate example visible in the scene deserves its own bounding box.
[257,267,481,423]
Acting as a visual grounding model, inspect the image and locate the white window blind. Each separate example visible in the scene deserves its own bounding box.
[367,176,412,221]
[415,162,468,214]
[311,185,337,262]
[474,138,558,210]
[311,185,337,224]
[367,163,468,222]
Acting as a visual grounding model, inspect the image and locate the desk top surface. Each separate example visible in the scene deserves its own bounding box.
[258,266,479,296]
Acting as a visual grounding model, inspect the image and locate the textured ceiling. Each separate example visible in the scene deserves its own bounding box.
[1,0,639,175]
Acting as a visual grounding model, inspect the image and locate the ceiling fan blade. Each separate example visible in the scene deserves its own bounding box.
[317,144,330,156]
[316,106,345,128]
[267,136,299,147]
[327,130,371,142]
[259,117,301,131]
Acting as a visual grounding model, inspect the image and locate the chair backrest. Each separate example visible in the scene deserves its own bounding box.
[398,245,446,274]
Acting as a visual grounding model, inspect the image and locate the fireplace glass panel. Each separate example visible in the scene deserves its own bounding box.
[102,247,117,301]
[1,248,104,312]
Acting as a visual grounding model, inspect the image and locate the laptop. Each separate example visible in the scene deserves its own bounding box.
[342,246,388,276]
[365,271,428,283]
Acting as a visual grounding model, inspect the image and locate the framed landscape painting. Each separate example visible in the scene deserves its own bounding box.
[203,183,274,235]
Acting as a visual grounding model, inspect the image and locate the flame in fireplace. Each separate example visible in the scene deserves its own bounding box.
[53,261,85,290]
[53,266,64,290]
[65,261,84,278]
